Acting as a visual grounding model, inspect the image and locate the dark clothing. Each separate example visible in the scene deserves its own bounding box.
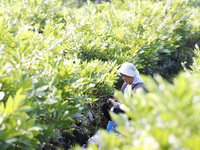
[102,82,148,121]
[102,102,112,120]
[120,82,148,94]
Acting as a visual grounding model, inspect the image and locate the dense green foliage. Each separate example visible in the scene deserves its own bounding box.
[74,46,200,150]
[0,0,200,149]
[0,57,117,149]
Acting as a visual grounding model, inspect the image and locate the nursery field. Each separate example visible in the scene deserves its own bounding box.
[0,0,200,149]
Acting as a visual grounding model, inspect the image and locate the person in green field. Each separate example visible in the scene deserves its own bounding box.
[116,62,148,94]
[103,62,148,119]
[84,62,148,148]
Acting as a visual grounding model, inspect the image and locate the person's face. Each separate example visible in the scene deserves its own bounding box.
[120,73,134,85]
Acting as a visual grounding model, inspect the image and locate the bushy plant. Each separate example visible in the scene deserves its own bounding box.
[0,53,118,148]
[0,0,200,149]
[74,73,200,150]
[0,88,57,149]
[73,40,200,150]
[63,0,199,76]
[0,1,118,147]
[1,0,199,77]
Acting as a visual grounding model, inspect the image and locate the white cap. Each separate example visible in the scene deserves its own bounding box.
[116,62,136,77]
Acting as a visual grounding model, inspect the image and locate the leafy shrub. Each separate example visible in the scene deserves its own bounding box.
[183,44,200,74]
[1,0,199,78]
[0,1,119,146]
[73,39,200,150]
[74,73,200,150]
[0,88,56,149]
[0,53,118,148]
[63,0,199,76]
[0,0,200,149]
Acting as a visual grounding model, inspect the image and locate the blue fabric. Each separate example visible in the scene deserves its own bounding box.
[106,121,118,133]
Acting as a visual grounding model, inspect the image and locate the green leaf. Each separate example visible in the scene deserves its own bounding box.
[13,89,26,110]
[5,96,14,115]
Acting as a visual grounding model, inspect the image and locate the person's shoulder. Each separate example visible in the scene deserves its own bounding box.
[133,82,148,93]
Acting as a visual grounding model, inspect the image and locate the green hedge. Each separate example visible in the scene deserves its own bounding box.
[73,46,200,150]
[0,0,200,149]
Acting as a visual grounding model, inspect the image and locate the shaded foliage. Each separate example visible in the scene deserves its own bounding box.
[0,0,200,149]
